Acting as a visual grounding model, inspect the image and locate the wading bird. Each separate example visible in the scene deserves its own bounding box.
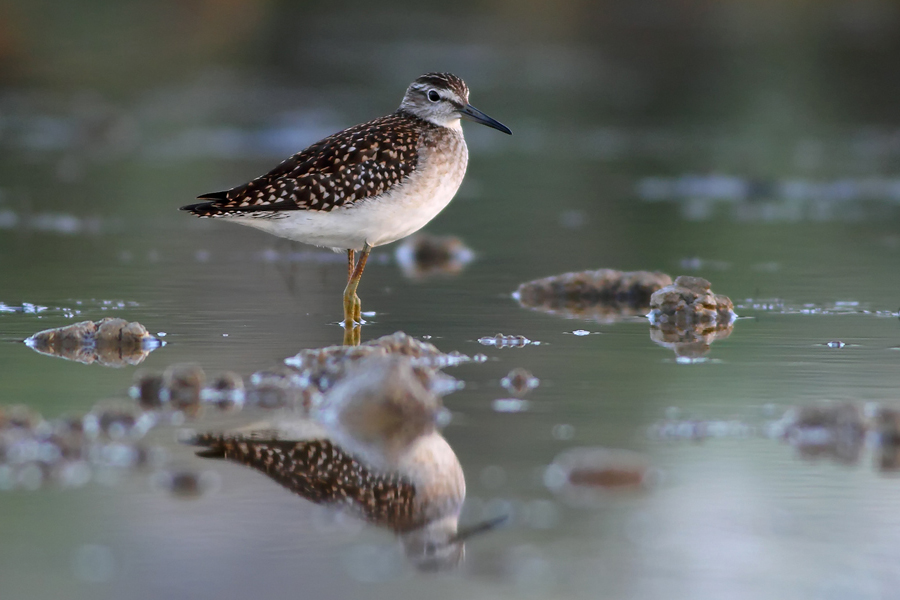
[182,73,511,336]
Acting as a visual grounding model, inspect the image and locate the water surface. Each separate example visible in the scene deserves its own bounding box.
[3,3,900,599]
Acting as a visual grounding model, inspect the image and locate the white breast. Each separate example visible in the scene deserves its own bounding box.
[226,129,469,251]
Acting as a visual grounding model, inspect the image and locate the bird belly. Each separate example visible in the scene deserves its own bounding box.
[219,134,468,251]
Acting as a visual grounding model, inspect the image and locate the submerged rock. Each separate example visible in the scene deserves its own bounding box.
[500,368,539,396]
[24,318,162,367]
[205,371,245,411]
[132,373,165,409]
[514,269,672,323]
[151,469,220,499]
[162,364,205,413]
[545,447,654,506]
[395,233,475,279]
[781,403,865,465]
[874,407,900,471]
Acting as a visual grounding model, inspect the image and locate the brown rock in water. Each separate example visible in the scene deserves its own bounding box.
[0,405,43,432]
[153,470,219,499]
[163,364,205,416]
[24,318,161,367]
[514,269,672,323]
[500,368,539,396]
[649,276,735,327]
[649,322,734,360]
[132,372,166,409]
[783,403,865,465]
[875,407,900,472]
[546,447,654,506]
[208,371,245,411]
[395,233,474,279]
[647,276,736,360]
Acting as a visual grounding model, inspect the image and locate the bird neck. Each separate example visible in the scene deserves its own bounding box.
[396,109,461,132]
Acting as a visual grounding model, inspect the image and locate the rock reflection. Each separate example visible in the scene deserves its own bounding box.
[514,269,671,323]
[649,320,734,362]
[191,355,473,571]
[394,233,474,279]
[24,318,163,367]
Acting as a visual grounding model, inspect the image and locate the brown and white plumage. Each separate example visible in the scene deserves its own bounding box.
[181,72,511,252]
[182,113,424,217]
[193,434,426,531]
[193,429,473,569]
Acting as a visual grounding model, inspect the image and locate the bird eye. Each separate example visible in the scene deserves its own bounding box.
[427,90,440,102]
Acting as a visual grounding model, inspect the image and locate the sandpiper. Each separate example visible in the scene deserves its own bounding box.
[181,72,512,328]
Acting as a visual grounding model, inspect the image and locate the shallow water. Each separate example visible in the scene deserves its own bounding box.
[4,3,900,599]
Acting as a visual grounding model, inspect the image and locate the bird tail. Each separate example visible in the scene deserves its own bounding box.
[185,432,231,458]
[181,190,230,217]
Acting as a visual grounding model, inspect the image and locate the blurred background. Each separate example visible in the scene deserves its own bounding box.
[2,1,900,599]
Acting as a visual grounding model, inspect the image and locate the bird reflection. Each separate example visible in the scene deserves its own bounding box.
[189,355,486,571]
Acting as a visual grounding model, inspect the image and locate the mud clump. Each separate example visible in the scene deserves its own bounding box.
[206,371,245,411]
[781,403,865,465]
[395,233,474,279]
[514,269,672,323]
[648,276,735,327]
[874,407,900,471]
[545,447,654,506]
[500,368,539,396]
[24,318,162,367]
[151,469,220,500]
[647,276,736,360]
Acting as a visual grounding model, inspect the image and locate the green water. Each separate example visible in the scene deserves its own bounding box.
[3,1,900,598]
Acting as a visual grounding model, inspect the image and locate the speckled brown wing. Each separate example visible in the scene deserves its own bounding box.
[181,112,425,217]
[193,434,423,532]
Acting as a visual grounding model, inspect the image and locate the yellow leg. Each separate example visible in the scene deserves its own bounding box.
[342,243,371,329]
[347,249,355,283]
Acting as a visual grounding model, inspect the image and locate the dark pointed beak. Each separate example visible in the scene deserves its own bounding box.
[447,514,509,544]
[459,104,512,135]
